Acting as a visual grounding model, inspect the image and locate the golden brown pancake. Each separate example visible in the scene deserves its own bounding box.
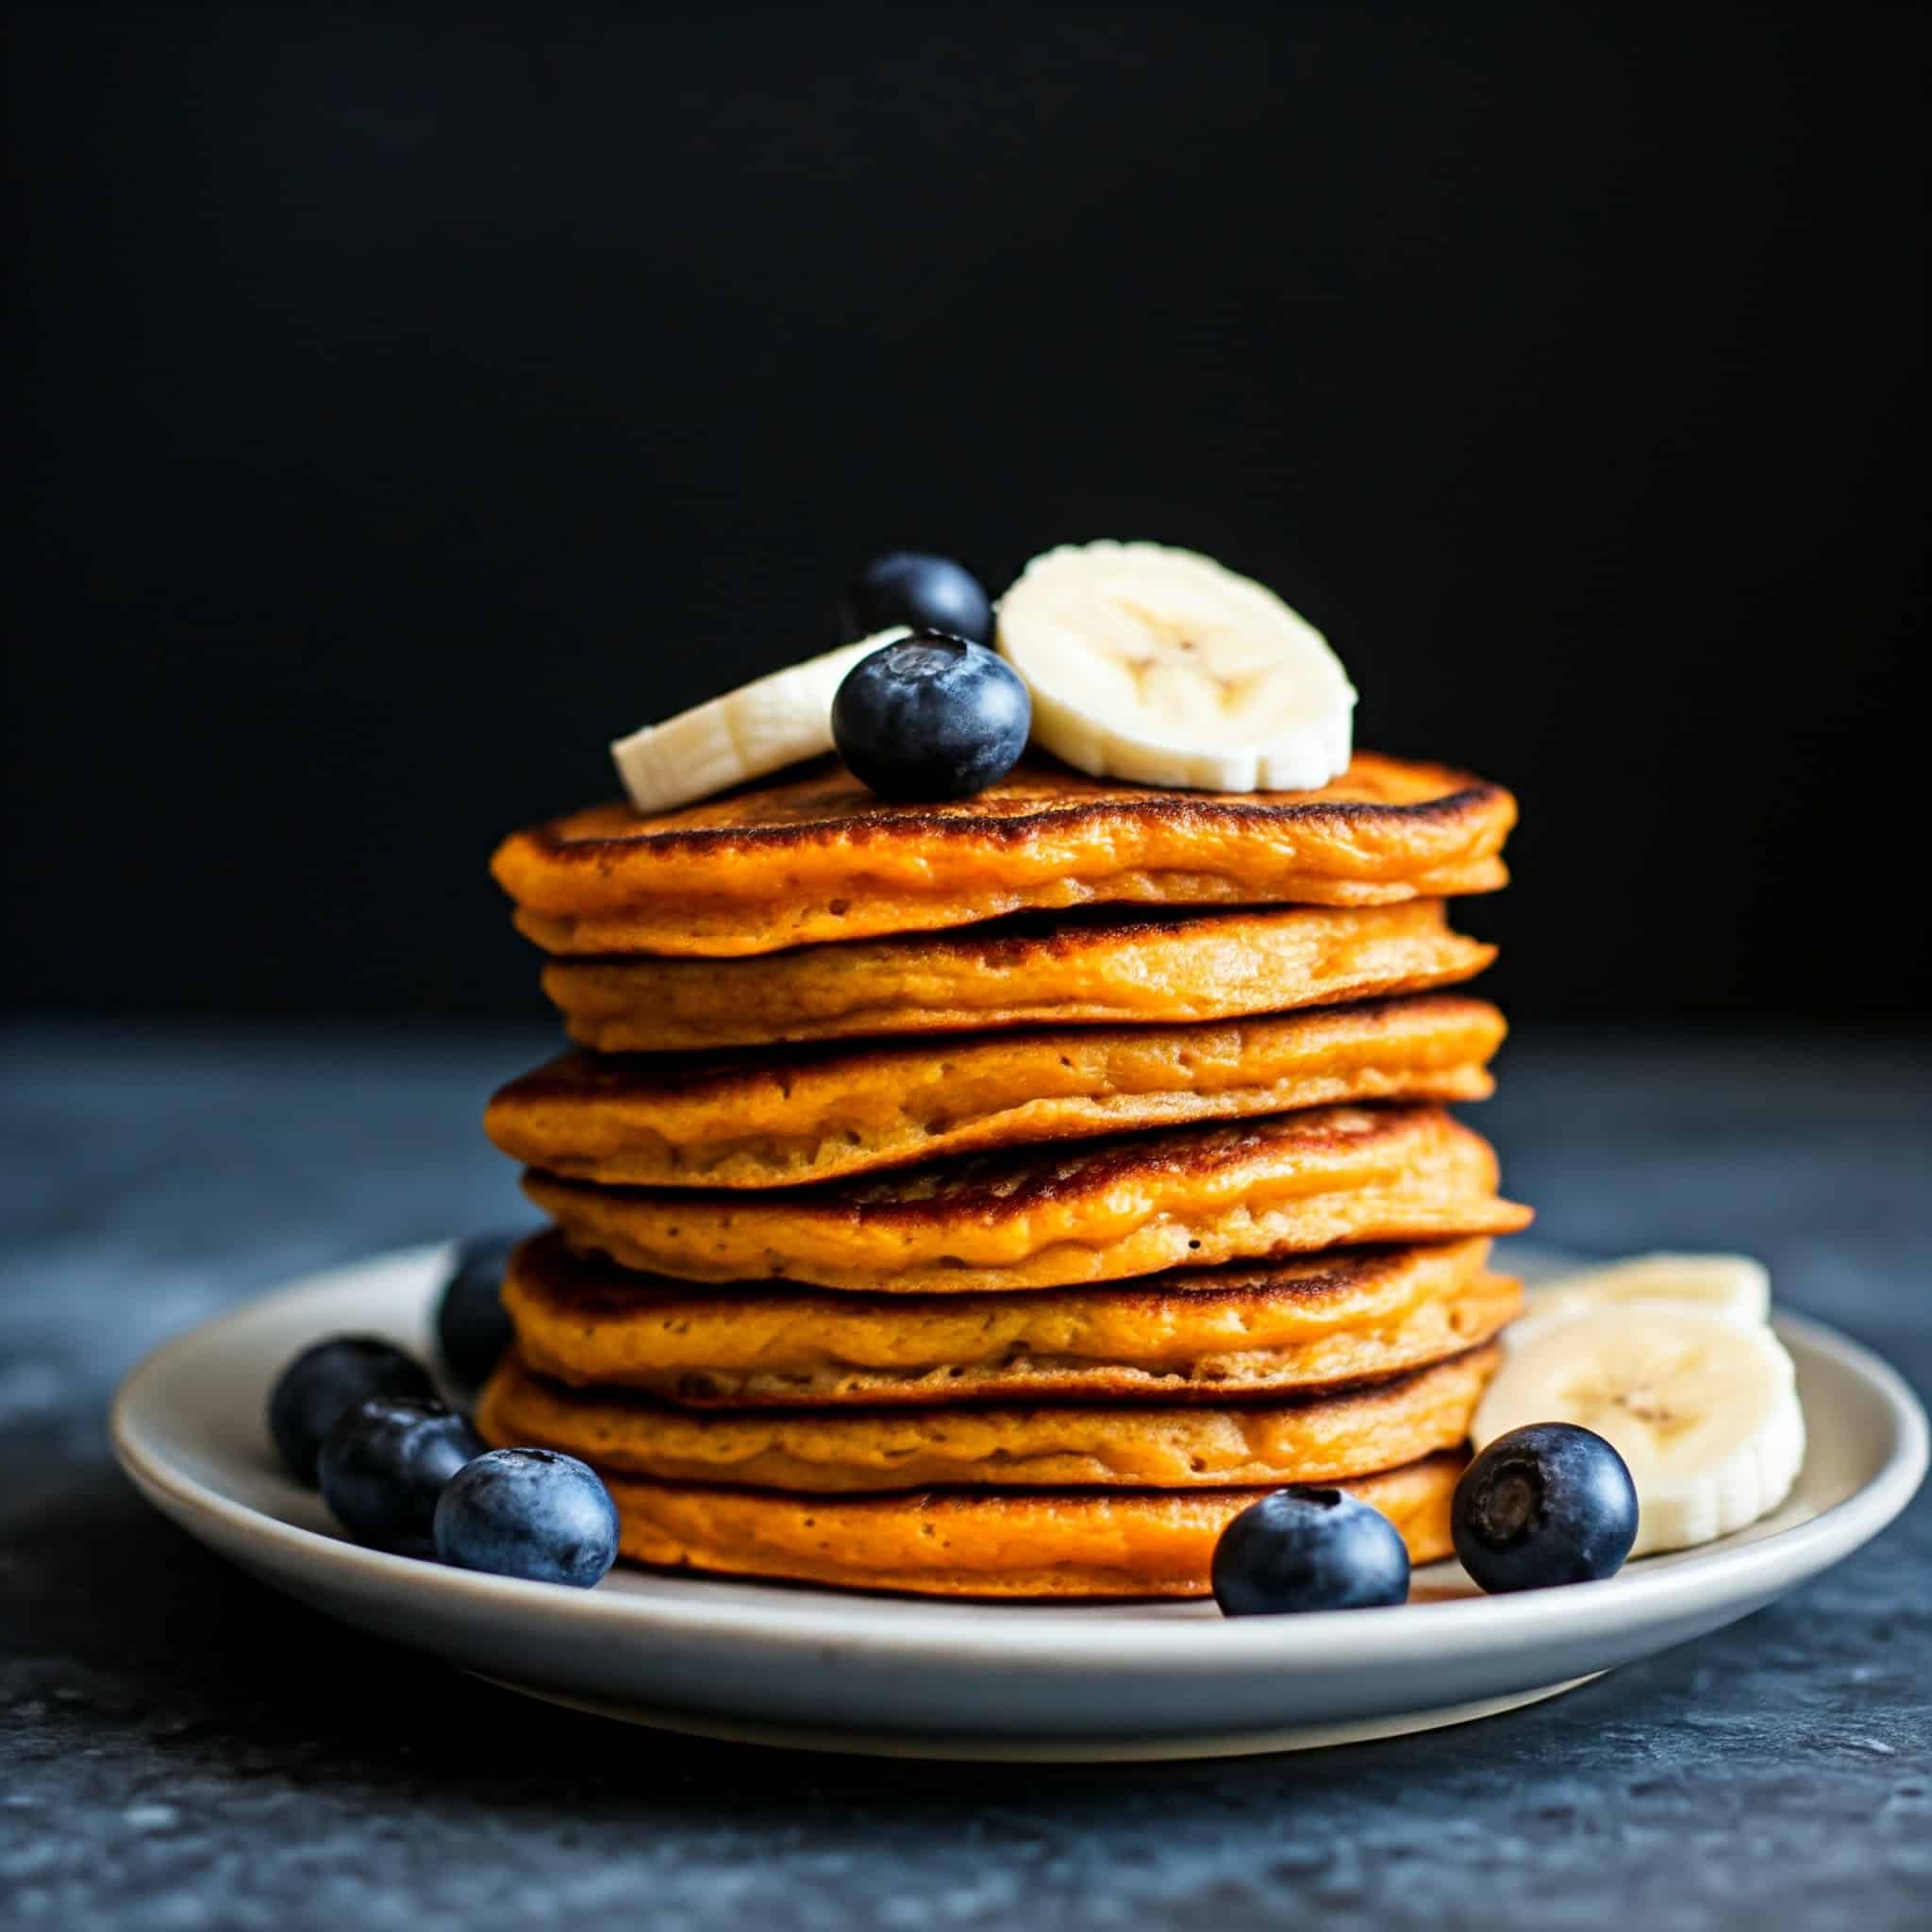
[525,1103,1531,1294]
[494,752,1514,958]
[541,901,1493,1053]
[503,1229,1520,1406]
[490,994,1507,1186]
[479,1343,1498,1493]
[591,1454,1467,1596]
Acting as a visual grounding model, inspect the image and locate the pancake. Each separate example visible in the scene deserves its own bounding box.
[542,901,1493,1053]
[479,1342,1498,1493]
[490,994,1507,1186]
[494,751,1515,958]
[525,1103,1532,1294]
[503,1229,1521,1406]
[591,1454,1467,1596]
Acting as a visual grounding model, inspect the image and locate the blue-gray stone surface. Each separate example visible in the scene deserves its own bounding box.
[2,1024,1926,1930]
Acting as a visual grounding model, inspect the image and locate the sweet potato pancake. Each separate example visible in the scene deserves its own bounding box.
[541,901,1493,1053]
[479,1342,1497,1493]
[503,1230,1520,1405]
[491,994,1507,1186]
[494,752,1515,958]
[525,1103,1531,1294]
[590,1453,1466,1596]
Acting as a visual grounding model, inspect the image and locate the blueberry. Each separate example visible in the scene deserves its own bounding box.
[843,551,993,646]
[267,1336,435,1485]
[317,1396,485,1556]
[1211,1486,1411,1616]
[436,1230,525,1387]
[1452,1423,1640,1592]
[433,1447,619,1589]
[832,632,1031,801]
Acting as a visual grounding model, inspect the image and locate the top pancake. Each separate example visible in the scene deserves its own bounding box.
[494,751,1515,958]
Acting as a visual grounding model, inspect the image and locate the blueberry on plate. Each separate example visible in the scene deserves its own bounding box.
[1452,1422,1640,1592]
[436,1229,525,1387]
[317,1396,486,1557]
[843,551,993,647]
[832,632,1032,801]
[267,1336,435,1485]
[433,1447,620,1589]
[1211,1486,1411,1616]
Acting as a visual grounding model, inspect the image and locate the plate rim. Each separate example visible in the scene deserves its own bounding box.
[471,1670,1606,1760]
[110,1242,1929,1674]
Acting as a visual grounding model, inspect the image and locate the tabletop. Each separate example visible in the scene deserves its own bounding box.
[3,1022,1927,1931]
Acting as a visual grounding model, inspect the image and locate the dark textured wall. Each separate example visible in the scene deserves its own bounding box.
[6,5,1924,1020]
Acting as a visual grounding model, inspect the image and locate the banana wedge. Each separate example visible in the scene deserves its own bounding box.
[995,541,1356,791]
[1516,1254,1772,1345]
[610,630,908,814]
[1473,1303,1805,1556]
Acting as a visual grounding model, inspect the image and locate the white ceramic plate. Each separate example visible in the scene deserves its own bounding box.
[111,1243,1926,1761]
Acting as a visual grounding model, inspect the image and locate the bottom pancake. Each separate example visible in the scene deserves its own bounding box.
[477,1343,1499,1491]
[599,1453,1466,1597]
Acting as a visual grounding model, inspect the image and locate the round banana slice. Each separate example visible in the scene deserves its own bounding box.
[994,541,1356,792]
[1473,1303,1805,1557]
[610,630,908,814]
[1514,1253,1772,1347]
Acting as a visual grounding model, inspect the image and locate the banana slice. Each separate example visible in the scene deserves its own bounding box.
[1515,1254,1772,1345]
[994,541,1356,792]
[1473,1304,1805,1557]
[610,631,908,814]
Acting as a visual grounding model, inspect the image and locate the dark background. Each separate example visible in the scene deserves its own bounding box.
[6,3,1925,1024]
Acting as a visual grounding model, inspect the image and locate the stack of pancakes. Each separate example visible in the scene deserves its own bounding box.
[480,754,1530,1597]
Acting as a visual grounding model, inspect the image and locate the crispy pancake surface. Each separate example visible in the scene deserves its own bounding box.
[543,901,1492,1053]
[479,1343,1498,1491]
[592,1453,1465,1596]
[491,994,1506,1186]
[504,1230,1519,1405]
[525,1104,1531,1293]
[495,752,1514,958]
